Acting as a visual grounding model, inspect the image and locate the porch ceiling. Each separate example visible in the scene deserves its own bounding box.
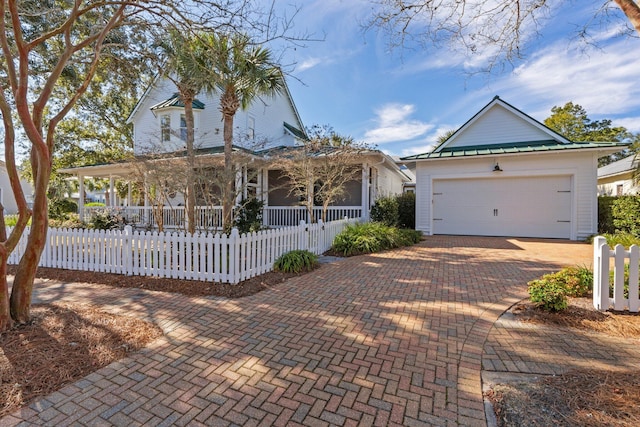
[58,162,135,178]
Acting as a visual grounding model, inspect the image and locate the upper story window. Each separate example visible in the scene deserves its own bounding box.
[180,114,187,142]
[160,114,171,142]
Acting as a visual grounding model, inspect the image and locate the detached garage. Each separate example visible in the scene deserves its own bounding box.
[402,96,624,240]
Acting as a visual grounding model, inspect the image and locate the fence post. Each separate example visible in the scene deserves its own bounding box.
[593,236,609,311]
[629,245,640,312]
[230,228,240,284]
[298,220,307,251]
[123,225,133,276]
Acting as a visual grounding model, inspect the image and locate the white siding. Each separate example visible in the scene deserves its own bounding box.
[598,175,640,196]
[375,162,405,197]
[132,78,302,155]
[446,105,553,149]
[414,151,600,240]
[0,162,33,215]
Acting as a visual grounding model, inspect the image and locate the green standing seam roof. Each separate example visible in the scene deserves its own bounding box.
[283,122,309,141]
[150,93,206,111]
[401,140,624,160]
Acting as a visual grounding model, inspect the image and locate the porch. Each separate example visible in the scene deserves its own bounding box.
[82,205,364,230]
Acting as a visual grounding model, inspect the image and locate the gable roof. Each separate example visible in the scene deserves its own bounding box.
[150,93,205,111]
[598,155,638,179]
[402,96,625,161]
[126,73,306,133]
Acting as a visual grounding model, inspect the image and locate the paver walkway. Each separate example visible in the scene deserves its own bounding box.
[2,236,592,427]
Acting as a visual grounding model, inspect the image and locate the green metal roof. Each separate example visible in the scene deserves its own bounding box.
[283,122,308,140]
[150,93,205,111]
[401,140,624,160]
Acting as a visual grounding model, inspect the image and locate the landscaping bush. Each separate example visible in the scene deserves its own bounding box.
[612,195,640,236]
[369,196,398,227]
[87,209,123,230]
[598,196,616,234]
[273,250,319,273]
[527,266,594,311]
[234,198,264,234]
[396,192,416,229]
[48,198,78,221]
[49,213,85,229]
[527,279,568,312]
[600,232,640,248]
[332,222,421,256]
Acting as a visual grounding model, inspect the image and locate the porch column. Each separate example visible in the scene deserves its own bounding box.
[108,176,115,207]
[78,173,85,221]
[261,168,269,227]
[235,165,242,205]
[361,163,369,221]
[127,181,132,207]
[143,172,149,223]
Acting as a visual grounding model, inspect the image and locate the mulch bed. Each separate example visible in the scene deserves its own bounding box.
[511,297,640,338]
[7,265,302,298]
[486,298,640,426]
[486,370,640,427]
[0,302,162,417]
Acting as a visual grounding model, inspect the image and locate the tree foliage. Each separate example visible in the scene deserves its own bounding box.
[543,102,633,166]
[0,0,304,332]
[274,127,369,223]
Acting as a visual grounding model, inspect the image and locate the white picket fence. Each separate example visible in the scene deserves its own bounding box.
[593,236,640,312]
[7,218,358,284]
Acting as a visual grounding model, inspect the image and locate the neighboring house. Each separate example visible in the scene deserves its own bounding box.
[597,156,639,196]
[0,160,33,215]
[60,76,410,227]
[401,96,624,240]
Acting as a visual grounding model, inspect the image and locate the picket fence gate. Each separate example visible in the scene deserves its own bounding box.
[7,218,358,284]
[593,236,640,313]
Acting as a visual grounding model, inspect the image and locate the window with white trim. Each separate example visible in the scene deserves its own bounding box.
[160,114,171,142]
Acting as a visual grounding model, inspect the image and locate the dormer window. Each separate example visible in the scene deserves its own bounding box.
[161,115,171,142]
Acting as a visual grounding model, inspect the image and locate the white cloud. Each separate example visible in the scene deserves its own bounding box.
[613,117,640,134]
[363,104,433,145]
[491,38,640,117]
[297,57,325,72]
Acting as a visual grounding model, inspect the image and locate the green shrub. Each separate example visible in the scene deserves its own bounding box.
[608,263,640,300]
[84,202,106,207]
[528,279,568,312]
[598,196,616,234]
[612,196,640,236]
[396,192,416,229]
[532,267,593,302]
[48,198,78,221]
[234,198,264,234]
[370,196,398,227]
[87,209,123,230]
[600,232,640,248]
[332,222,421,256]
[273,250,319,273]
[49,213,85,229]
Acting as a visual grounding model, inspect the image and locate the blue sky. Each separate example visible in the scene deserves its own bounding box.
[281,0,640,158]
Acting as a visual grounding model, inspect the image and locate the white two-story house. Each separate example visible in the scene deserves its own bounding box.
[62,75,409,228]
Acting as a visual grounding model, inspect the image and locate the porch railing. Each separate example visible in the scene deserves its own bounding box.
[82,205,363,230]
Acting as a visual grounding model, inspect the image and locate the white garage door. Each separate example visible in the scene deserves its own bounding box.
[432,175,572,238]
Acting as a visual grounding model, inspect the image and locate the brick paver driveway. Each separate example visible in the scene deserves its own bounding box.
[4,236,591,427]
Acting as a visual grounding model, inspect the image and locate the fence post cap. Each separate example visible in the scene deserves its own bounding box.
[299,220,306,226]
[230,227,240,236]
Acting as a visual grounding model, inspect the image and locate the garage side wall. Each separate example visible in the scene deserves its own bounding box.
[414,151,599,240]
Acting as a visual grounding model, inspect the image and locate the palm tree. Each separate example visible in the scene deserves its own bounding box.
[155,30,214,234]
[203,33,284,230]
